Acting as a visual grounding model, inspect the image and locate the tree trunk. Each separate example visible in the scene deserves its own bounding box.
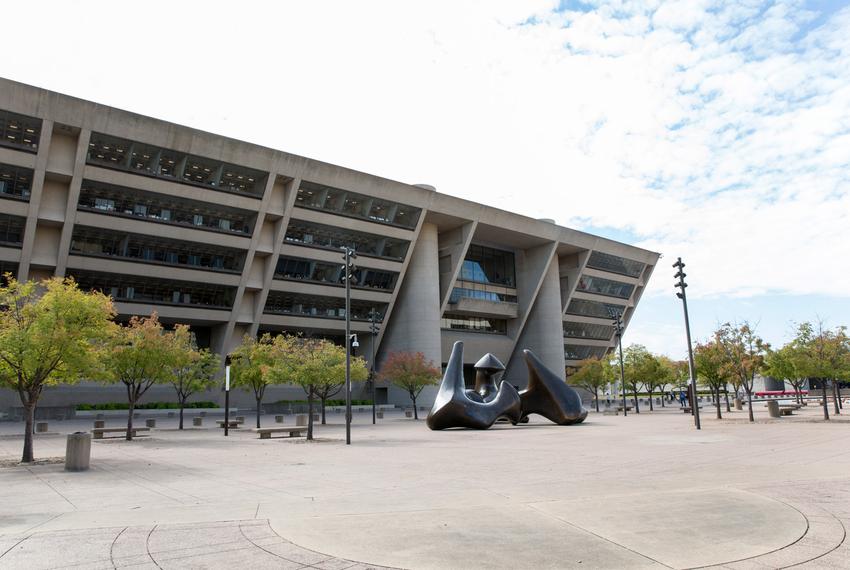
[179,399,185,430]
[745,387,754,422]
[320,396,327,425]
[724,386,731,412]
[22,400,35,463]
[633,387,640,414]
[255,396,262,428]
[412,392,419,419]
[660,389,665,408]
[307,391,314,440]
[594,388,599,412]
[822,379,830,420]
[832,380,840,415]
[126,400,135,441]
[715,386,722,419]
[648,390,654,411]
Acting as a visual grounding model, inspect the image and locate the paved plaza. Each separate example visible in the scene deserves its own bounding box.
[1,404,848,569]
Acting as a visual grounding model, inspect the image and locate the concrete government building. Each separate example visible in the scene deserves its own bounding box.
[0,78,659,410]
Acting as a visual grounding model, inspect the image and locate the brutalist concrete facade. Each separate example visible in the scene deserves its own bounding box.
[0,77,659,411]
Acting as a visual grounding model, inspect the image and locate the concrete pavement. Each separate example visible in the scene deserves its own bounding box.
[0,405,848,569]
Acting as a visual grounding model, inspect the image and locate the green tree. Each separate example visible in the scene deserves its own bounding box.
[169,325,220,429]
[0,276,114,462]
[377,352,441,419]
[765,342,807,405]
[641,355,674,411]
[571,356,614,412]
[717,321,769,422]
[790,321,849,420]
[622,344,653,413]
[694,336,733,419]
[230,334,276,429]
[104,313,179,440]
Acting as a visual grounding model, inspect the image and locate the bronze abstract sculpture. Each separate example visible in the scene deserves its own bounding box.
[427,341,588,430]
[426,342,522,430]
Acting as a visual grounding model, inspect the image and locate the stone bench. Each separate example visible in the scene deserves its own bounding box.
[216,420,241,429]
[681,407,703,413]
[92,427,150,439]
[616,406,633,412]
[253,427,306,439]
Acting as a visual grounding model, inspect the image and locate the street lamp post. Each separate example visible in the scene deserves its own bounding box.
[609,308,627,417]
[342,246,357,445]
[368,308,380,424]
[224,355,231,437]
[673,257,701,430]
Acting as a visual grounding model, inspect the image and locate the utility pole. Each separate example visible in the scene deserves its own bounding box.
[609,308,627,417]
[369,308,380,424]
[674,257,701,430]
[342,246,357,445]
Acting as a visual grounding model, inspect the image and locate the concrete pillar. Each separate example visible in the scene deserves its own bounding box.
[767,400,780,418]
[380,222,442,406]
[65,432,91,472]
[506,256,566,385]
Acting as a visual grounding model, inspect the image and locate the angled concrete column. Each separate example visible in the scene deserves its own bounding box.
[380,222,441,405]
[506,256,566,386]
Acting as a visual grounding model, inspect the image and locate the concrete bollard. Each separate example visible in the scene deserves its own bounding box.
[767,400,780,418]
[93,420,105,429]
[275,415,284,423]
[145,419,156,428]
[405,410,413,418]
[734,398,743,410]
[65,432,91,472]
[36,422,49,433]
[376,411,384,419]
[295,414,307,426]
[193,417,203,427]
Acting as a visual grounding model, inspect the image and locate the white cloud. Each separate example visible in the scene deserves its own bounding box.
[1,0,848,353]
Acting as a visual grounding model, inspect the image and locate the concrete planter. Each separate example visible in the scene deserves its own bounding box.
[275,415,284,423]
[295,414,307,426]
[405,410,413,418]
[36,422,49,433]
[376,411,384,419]
[145,419,156,428]
[193,417,203,427]
[65,432,91,472]
[93,420,105,429]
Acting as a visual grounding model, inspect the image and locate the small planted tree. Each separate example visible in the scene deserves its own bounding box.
[640,355,674,411]
[694,336,733,419]
[765,342,807,405]
[571,356,612,412]
[169,325,220,429]
[0,276,114,462]
[105,313,178,440]
[230,334,275,429]
[623,344,653,413]
[717,321,769,422]
[378,352,441,419]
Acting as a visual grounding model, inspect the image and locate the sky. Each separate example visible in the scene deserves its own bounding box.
[2,0,848,358]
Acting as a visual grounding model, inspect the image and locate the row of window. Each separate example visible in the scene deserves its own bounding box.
[0,163,33,200]
[565,298,626,319]
[87,133,268,197]
[274,255,398,291]
[440,314,507,334]
[78,180,255,235]
[264,291,386,321]
[449,286,518,304]
[0,214,25,246]
[586,251,645,278]
[460,244,516,287]
[563,321,614,341]
[576,275,635,299]
[284,219,409,261]
[565,344,608,361]
[69,226,245,273]
[0,109,41,153]
[295,181,420,229]
[70,269,236,308]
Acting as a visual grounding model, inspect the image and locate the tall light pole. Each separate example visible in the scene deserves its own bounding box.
[609,307,627,417]
[224,355,231,437]
[342,246,357,445]
[368,308,380,424]
[674,257,701,430]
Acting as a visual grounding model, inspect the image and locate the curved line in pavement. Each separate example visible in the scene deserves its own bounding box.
[145,525,163,569]
[109,527,127,570]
